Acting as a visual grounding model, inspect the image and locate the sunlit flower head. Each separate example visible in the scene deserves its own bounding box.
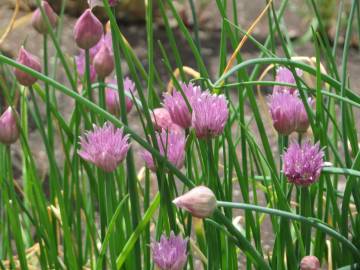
[191,91,228,139]
[283,141,324,186]
[78,122,130,172]
[163,82,202,129]
[151,231,188,270]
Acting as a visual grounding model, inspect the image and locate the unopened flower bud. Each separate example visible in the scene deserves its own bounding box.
[0,107,20,145]
[32,1,58,34]
[74,9,103,49]
[151,108,172,131]
[295,98,313,133]
[150,108,184,135]
[14,47,41,86]
[173,186,217,218]
[93,42,114,79]
[300,256,320,270]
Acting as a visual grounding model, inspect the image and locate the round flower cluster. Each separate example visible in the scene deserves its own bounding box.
[268,67,313,135]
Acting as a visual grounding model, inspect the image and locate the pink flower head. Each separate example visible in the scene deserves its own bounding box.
[32,1,58,34]
[74,9,103,49]
[268,92,299,135]
[141,130,185,172]
[300,256,321,270]
[105,77,136,116]
[151,231,188,270]
[151,108,183,134]
[93,40,114,79]
[191,91,228,139]
[163,82,202,129]
[173,186,217,218]
[78,122,130,172]
[273,67,303,95]
[283,141,324,186]
[14,47,42,86]
[0,107,20,145]
[295,97,313,133]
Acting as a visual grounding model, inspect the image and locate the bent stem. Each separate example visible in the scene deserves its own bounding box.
[217,201,360,261]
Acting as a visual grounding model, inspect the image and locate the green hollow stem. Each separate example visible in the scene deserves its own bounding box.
[217,201,360,260]
[85,49,95,122]
[97,169,107,270]
[43,34,54,151]
[300,187,311,254]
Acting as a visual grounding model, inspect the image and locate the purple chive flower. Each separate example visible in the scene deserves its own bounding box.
[151,231,188,270]
[0,107,20,145]
[78,122,130,172]
[141,130,185,172]
[268,92,299,135]
[32,1,58,34]
[105,77,136,116]
[74,9,103,49]
[283,141,324,186]
[273,67,303,95]
[163,82,202,129]
[191,91,228,139]
[295,97,313,133]
[14,47,42,86]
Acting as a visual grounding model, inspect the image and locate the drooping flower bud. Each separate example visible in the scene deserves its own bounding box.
[32,1,58,34]
[14,47,42,86]
[93,41,114,79]
[173,186,217,218]
[300,256,321,270]
[74,9,103,49]
[0,107,20,145]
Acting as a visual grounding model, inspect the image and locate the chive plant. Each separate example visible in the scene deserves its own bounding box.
[0,0,359,269]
